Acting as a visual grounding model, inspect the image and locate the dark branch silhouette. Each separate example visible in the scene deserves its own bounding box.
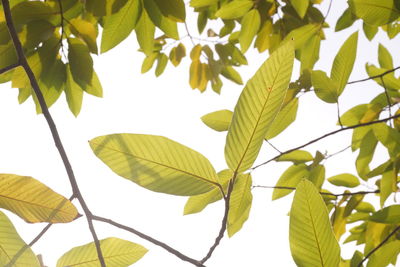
[348,66,400,84]
[0,62,19,75]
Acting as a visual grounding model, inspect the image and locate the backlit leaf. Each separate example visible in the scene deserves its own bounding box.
[369,205,400,224]
[169,43,186,67]
[356,130,377,180]
[90,134,219,196]
[215,0,253,19]
[65,64,84,117]
[335,8,357,32]
[190,0,218,8]
[144,0,179,39]
[201,109,233,132]
[378,44,394,69]
[69,18,98,54]
[141,53,158,73]
[367,240,400,267]
[265,98,299,139]
[153,0,185,22]
[366,64,400,90]
[155,53,168,77]
[239,9,260,53]
[380,170,396,207]
[328,173,360,188]
[290,179,340,267]
[276,150,313,164]
[290,0,309,18]
[349,0,400,26]
[0,174,79,223]
[68,38,93,88]
[283,24,321,50]
[300,34,321,71]
[135,9,155,56]
[272,164,309,200]
[221,65,243,85]
[363,22,378,40]
[312,70,338,103]
[57,238,147,267]
[225,42,294,172]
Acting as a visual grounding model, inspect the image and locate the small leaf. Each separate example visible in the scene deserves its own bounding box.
[135,9,155,56]
[190,0,218,8]
[57,238,148,267]
[141,53,158,73]
[155,53,168,77]
[215,0,253,19]
[369,205,400,224]
[65,64,84,116]
[272,164,309,200]
[265,98,299,139]
[356,130,378,180]
[90,134,219,196]
[300,34,321,71]
[68,38,93,88]
[340,104,368,126]
[144,0,179,39]
[328,173,360,188]
[220,65,243,85]
[378,44,394,69]
[380,169,397,207]
[153,0,185,22]
[290,179,341,267]
[311,70,338,103]
[69,18,98,54]
[290,0,309,18]
[366,240,400,267]
[283,24,321,50]
[363,22,378,40]
[349,0,400,26]
[239,9,260,53]
[276,150,313,164]
[201,109,233,132]
[0,174,79,223]
[335,8,357,31]
[169,43,186,67]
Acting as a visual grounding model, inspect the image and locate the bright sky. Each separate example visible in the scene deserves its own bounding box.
[0,1,399,266]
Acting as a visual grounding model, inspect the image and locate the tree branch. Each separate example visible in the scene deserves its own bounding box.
[251,114,400,170]
[252,185,379,197]
[348,66,400,84]
[357,225,400,267]
[0,62,19,75]
[1,1,105,266]
[92,215,205,267]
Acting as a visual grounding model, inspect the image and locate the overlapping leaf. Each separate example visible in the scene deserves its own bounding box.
[225,42,294,173]
[90,134,219,196]
[0,174,79,223]
[349,0,400,26]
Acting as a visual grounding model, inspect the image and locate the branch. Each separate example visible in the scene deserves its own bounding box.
[1,1,106,266]
[357,225,400,267]
[251,114,400,170]
[348,66,400,84]
[252,185,379,197]
[0,62,19,75]
[92,215,205,267]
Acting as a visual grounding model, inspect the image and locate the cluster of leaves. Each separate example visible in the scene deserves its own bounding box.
[0,0,400,266]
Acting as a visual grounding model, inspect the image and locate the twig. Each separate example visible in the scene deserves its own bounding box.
[92,215,205,267]
[380,76,393,126]
[348,66,400,84]
[252,185,379,197]
[337,101,343,128]
[251,114,400,170]
[1,1,106,266]
[200,178,234,264]
[324,145,351,160]
[265,139,282,153]
[56,0,67,59]
[0,62,19,75]
[323,0,333,22]
[357,225,400,267]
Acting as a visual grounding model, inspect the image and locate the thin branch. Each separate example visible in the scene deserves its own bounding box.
[56,0,67,59]
[252,185,379,197]
[323,0,333,22]
[348,66,400,84]
[324,145,351,160]
[0,62,19,75]
[357,225,400,267]
[336,101,343,128]
[1,1,106,266]
[92,215,205,267]
[265,139,282,153]
[380,76,393,127]
[251,114,400,171]
[200,178,234,264]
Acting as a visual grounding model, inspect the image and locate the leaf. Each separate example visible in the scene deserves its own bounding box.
[340,104,368,126]
[348,0,400,26]
[356,130,378,180]
[272,164,309,200]
[65,64,84,117]
[380,170,396,207]
[225,42,294,173]
[300,34,321,71]
[190,0,218,8]
[153,0,185,22]
[365,64,400,90]
[101,0,142,53]
[276,150,313,164]
[215,0,253,19]
[90,134,219,196]
[0,174,79,223]
[372,123,400,157]
[201,109,233,132]
[189,59,202,89]
[327,173,360,188]
[0,211,40,267]
[0,43,17,70]
[184,170,232,215]
[283,24,321,50]
[239,9,260,53]
[335,8,357,31]
[378,44,393,69]
[227,173,252,237]
[363,22,378,40]
[265,98,299,139]
[141,53,158,73]
[311,70,338,103]
[57,238,147,267]
[85,0,128,16]
[144,0,179,39]
[155,53,168,77]
[11,1,56,26]
[290,179,341,267]
[330,31,358,97]
[169,43,186,67]
[135,9,155,56]
[69,18,98,54]
[366,240,400,267]
[68,38,93,88]
[220,65,243,85]
[369,205,400,224]
[290,0,309,18]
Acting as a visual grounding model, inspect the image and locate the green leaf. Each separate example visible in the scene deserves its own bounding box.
[141,53,158,73]
[21,20,55,49]
[356,130,378,180]
[378,44,394,69]
[144,0,179,39]
[220,65,243,85]
[340,104,368,126]
[335,8,357,31]
[153,0,185,22]
[227,173,252,237]
[283,24,321,50]
[69,18,98,54]
[184,170,232,215]
[190,0,218,8]
[0,44,17,70]
[328,173,360,188]
[380,170,396,207]
[311,70,338,103]
[135,9,155,56]
[308,164,326,189]
[169,43,186,67]
[0,211,40,267]
[85,0,129,16]
[239,9,260,53]
[272,164,309,200]
[349,0,400,26]
[365,64,400,90]
[155,53,168,77]
[65,64,84,117]
[201,109,233,132]
[265,98,299,139]
[300,34,321,71]
[290,0,309,18]
[372,123,400,157]
[356,202,375,213]
[101,0,142,53]
[11,1,56,26]
[276,150,313,164]
[68,38,93,88]
[90,134,219,196]
[0,174,79,223]
[215,0,253,19]
[84,70,103,98]
[57,238,147,267]
[366,240,400,267]
[330,31,358,97]
[363,22,378,40]
[225,41,294,173]
[290,179,341,267]
[369,205,400,224]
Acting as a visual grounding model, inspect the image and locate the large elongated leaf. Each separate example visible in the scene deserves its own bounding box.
[225,42,294,173]
[349,0,400,26]
[65,64,84,117]
[215,0,253,19]
[369,205,400,224]
[57,238,147,267]
[272,164,309,200]
[265,97,299,139]
[239,9,260,53]
[135,9,155,56]
[0,174,79,223]
[67,38,93,88]
[90,134,219,196]
[0,211,40,267]
[290,179,340,267]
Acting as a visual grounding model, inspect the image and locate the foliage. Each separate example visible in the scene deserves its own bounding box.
[0,0,400,266]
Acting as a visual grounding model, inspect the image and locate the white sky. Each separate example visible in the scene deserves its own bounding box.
[0,1,399,266]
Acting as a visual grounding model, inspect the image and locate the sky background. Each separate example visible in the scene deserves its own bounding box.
[0,1,399,266]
